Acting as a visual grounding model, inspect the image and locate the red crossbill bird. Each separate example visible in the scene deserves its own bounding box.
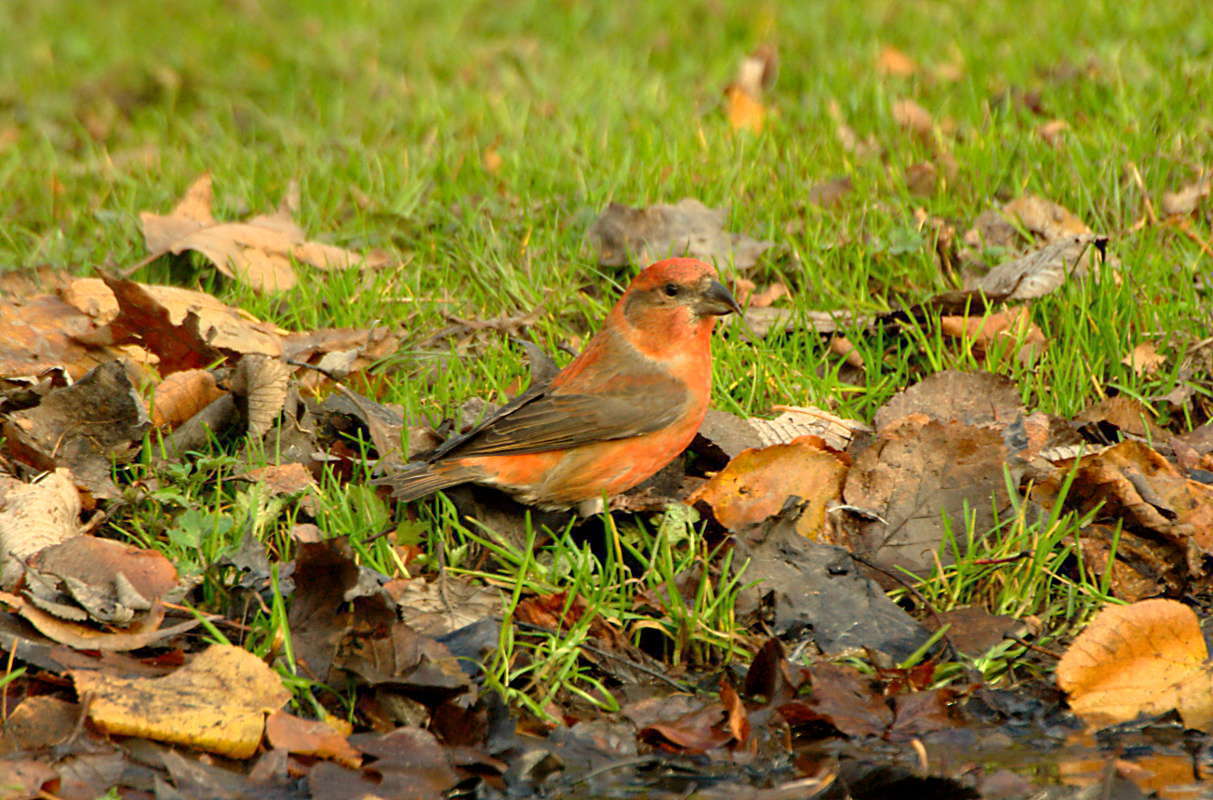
[381,257,741,514]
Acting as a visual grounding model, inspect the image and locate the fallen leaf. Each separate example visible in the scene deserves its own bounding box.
[725,85,765,134]
[151,368,225,428]
[892,99,933,138]
[228,354,291,439]
[586,198,774,269]
[939,305,1047,364]
[0,468,81,589]
[140,174,390,292]
[0,696,80,754]
[1002,194,1091,241]
[1057,599,1213,730]
[724,44,777,133]
[1121,342,1166,377]
[735,509,930,661]
[70,644,291,758]
[1162,173,1211,217]
[973,234,1102,301]
[876,46,916,77]
[3,360,150,498]
[874,370,1022,431]
[840,414,1013,574]
[0,294,122,380]
[905,162,938,196]
[1058,440,1213,570]
[1038,119,1069,147]
[81,274,285,370]
[266,709,362,768]
[807,176,853,208]
[235,462,315,495]
[688,435,848,537]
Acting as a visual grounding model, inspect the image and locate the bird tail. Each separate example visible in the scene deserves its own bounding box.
[375,461,478,503]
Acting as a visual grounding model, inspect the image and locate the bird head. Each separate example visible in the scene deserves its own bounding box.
[620,258,743,325]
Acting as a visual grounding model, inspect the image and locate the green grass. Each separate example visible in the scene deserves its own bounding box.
[3,0,1212,713]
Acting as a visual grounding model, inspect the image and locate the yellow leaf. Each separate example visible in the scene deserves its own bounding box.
[71,644,290,758]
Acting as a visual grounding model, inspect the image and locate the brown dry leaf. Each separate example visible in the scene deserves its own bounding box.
[228,354,291,439]
[236,462,315,495]
[3,360,150,498]
[1076,395,1168,442]
[749,283,789,308]
[74,275,285,370]
[587,198,774,269]
[0,294,127,380]
[0,468,81,589]
[1057,599,1213,730]
[973,233,1102,301]
[1051,440,1213,574]
[1038,119,1069,147]
[1162,173,1211,217]
[66,277,286,357]
[140,174,389,292]
[905,162,938,196]
[807,175,853,208]
[151,369,226,428]
[0,592,196,651]
[892,99,933,138]
[22,535,177,631]
[876,46,916,77]
[1002,194,1091,241]
[688,435,848,537]
[840,414,1012,574]
[265,709,362,768]
[1122,342,1166,377]
[0,696,80,754]
[71,644,290,758]
[874,370,1022,431]
[939,305,1046,364]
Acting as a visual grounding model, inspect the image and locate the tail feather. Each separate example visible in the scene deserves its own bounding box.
[376,461,478,503]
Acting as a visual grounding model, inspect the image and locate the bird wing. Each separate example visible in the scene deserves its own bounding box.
[425,376,689,460]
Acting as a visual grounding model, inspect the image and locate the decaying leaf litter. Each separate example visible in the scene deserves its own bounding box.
[2,15,1213,800]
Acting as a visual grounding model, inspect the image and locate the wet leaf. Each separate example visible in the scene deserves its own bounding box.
[70,644,291,758]
[1057,599,1213,730]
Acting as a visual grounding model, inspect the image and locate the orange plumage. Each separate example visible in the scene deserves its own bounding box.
[381,258,740,512]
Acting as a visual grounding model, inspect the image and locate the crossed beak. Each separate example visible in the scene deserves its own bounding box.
[695,279,744,317]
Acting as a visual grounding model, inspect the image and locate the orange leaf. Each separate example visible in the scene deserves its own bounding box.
[1057,599,1213,730]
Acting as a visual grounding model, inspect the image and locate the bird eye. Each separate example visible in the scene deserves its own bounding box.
[663,283,680,297]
